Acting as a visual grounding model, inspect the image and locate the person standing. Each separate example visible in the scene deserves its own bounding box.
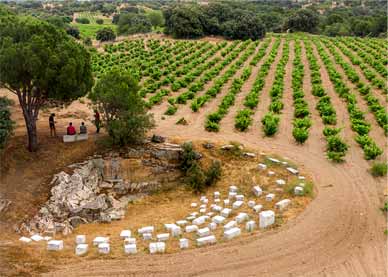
[49,113,56,137]
[94,110,101,134]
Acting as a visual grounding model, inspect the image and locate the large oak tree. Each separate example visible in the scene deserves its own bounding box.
[0,10,93,151]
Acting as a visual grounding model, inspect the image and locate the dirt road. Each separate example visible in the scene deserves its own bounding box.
[1,35,387,276]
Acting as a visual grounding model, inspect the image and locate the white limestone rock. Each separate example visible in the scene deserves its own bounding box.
[212,215,226,224]
[275,199,291,210]
[76,235,86,244]
[185,225,199,233]
[138,226,154,234]
[176,220,188,226]
[197,227,210,237]
[232,200,243,209]
[298,176,305,180]
[149,242,165,254]
[47,240,63,251]
[268,171,275,177]
[214,199,220,204]
[157,233,170,242]
[200,208,206,214]
[258,163,267,170]
[186,215,196,221]
[124,243,137,254]
[245,220,256,232]
[223,199,230,206]
[248,200,255,208]
[212,205,222,212]
[191,203,198,208]
[252,186,262,197]
[124,238,136,245]
[120,230,131,239]
[267,157,280,164]
[229,185,238,193]
[179,238,189,249]
[266,193,275,202]
[223,220,237,231]
[171,225,182,237]
[93,236,109,246]
[75,244,88,256]
[294,186,304,196]
[287,167,299,175]
[19,237,32,243]
[214,191,220,198]
[193,215,209,225]
[164,223,176,231]
[142,233,152,240]
[224,227,241,240]
[275,179,286,186]
[98,242,110,254]
[235,195,244,201]
[196,235,216,246]
[259,210,275,229]
[253,204,263,213]
[31,234,44,242]
[228,192,237,199]
[221,208,232,218]
[235,212,248,223]
[208,222,217,231]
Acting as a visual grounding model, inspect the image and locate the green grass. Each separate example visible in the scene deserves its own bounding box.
[72,23,117,39]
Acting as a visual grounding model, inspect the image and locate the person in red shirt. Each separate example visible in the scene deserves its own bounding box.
[67,122,76,135]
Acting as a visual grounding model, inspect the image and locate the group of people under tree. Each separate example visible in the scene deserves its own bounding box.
[48,110,101,138]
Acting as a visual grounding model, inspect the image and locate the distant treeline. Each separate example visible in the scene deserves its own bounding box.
[1,0,386,40]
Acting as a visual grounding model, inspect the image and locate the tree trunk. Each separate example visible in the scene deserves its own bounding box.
[16,89,41,152]
[25,116,38,152]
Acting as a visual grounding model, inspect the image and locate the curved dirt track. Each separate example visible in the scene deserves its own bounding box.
[3,35,386,276]
[45,127,387,277]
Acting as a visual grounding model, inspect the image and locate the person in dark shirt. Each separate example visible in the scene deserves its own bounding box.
[67,122,76,135]
[49,113,56,137]
[79,122,87,134]
[94,110,101,134]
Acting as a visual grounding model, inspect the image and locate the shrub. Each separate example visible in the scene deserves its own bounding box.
[89,69,154,146]
[96,18,104,25]
[370,162,388,177]
[180,141,198,172]
[205,120,219,132]
[323,127,341,137]
[363,142,383,160]
[186,162,206,193]
[293,127,309,144]
[235,109,253,131]
[205,160,222,187]
[326,135,348,162]
[75,17,90,24]
[96,28,116,42]
[261,113,279,136]
[165,105,177,115]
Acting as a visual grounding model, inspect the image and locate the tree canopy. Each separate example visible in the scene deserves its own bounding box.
[0,11,93,151]
[96,27,116,41]
[117,12,152,35]
[284,9,320,33]
[89,69,154,145]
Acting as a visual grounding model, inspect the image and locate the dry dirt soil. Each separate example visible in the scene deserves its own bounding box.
[0,34,387,276]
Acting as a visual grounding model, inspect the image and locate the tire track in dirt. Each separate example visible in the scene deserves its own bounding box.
[320,40,386,158]
[247,38,284,136]
[45,126,386,276]
[219,39,275,133]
